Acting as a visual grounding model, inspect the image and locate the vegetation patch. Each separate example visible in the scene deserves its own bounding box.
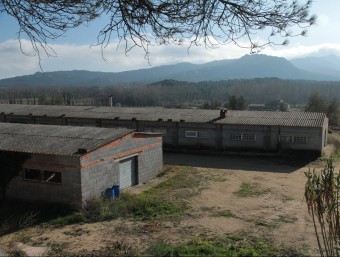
[273,215,297,224]
[0,200,74,236]
[146,236,305,257]
[234,182,271,197]
[45,241,138,257]
[215,210,237,219]
[254,220,278,229]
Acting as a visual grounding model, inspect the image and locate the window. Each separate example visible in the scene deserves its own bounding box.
[242,133,256,141]
[185,131,198,138]
[279,135,292,143]
[293,136,307,144]
[231,133,256,141]
[24,169,62,184]
[231,133,242,141]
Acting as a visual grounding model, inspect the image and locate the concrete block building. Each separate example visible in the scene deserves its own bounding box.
[0,123,162,205]
[0,104,328,154]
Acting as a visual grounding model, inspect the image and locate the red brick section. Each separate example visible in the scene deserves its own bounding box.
[80,142,161,169]
[82,133,134,159]
[82,132,161,159]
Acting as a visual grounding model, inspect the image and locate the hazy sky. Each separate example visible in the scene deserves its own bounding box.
[1,0,340,79]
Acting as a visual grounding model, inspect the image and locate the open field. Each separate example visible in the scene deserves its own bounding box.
[1,132,339,256]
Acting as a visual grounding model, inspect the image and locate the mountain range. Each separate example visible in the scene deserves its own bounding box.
[1,54,340,87]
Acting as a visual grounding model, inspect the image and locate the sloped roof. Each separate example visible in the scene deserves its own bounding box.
[0,123,134,156]
[0,104,327,127]
[216,110,327,127]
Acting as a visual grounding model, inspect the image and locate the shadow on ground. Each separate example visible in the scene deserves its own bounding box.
[164,152,319,173]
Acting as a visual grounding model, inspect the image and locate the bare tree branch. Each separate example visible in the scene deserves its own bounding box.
[1,0,316,61]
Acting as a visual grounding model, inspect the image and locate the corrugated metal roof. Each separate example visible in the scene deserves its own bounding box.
[0,123,134,156]
[216,110,326,127]
[0,104,327,127]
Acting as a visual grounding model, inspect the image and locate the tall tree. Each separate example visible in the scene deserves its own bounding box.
[1,1,316,59]
[326,97,340,126]
[305,92,327,113]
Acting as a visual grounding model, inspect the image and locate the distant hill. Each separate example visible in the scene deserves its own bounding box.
[0,54,339,88]
[290,54,340,79]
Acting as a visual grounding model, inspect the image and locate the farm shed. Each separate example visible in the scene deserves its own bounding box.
[0,123,162,205]
[0,104,328,154]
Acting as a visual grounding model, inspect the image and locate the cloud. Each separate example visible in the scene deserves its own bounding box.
[263,43,340,59]
[0,40,39,78]
[1,39,340,79]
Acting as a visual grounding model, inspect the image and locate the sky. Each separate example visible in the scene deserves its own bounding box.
[1,0,340,79]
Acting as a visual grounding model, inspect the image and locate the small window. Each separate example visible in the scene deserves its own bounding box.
[231,133,256,141]
[24,169,62,184]
[293,136,307,144]
[279,135,292,143]
[231,133,242,141]
[242,133,256,141]
[43,171,62,183]
[185,131,198,138]
[24,169,41,181]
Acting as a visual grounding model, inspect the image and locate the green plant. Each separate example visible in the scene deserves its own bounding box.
[82,197,102,221]
[305,157,339,257]
[146,235,305,257]
[234,183,271,198]
[0,211,38,236]
[216,210,237,218]
[46,241,138,257]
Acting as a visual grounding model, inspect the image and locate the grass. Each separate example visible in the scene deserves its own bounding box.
[47,191,182,227]
[146,235,306,257]
[0,200,75,236]
[45,166,203,226]
[234,182,271,198]
[216,209,237,218]
[0,166,203,232]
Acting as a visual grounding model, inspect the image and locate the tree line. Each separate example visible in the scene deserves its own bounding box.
[1,78,340,109]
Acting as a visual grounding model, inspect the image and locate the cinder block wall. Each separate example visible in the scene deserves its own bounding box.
[6,154,82,206]
[80,133,162,202]
[137,144,163,183]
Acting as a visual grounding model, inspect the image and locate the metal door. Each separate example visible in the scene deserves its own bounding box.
[119,157,137,189]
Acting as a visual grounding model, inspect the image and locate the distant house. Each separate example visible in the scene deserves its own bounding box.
[248,103,267,111]
[0,104,328,155]
[1,123,162,205]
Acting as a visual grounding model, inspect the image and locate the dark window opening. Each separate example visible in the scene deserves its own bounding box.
[24,169,62,184]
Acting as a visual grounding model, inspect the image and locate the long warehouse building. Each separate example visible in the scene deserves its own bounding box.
[0,104,328,154]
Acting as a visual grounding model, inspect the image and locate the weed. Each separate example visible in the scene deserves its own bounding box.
[216,210,237,218]
[234,182,271,197]
[254,220,278,229]
[146,235,306,257]
[7,249,27,257]
[281,195,294,202]
[273,215,297,224]
[82,197,102,221]
[0,211,38,236]
[63,227,89,237]
[46,241,138,257]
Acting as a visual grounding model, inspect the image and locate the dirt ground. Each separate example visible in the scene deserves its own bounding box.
[1,132,339,256]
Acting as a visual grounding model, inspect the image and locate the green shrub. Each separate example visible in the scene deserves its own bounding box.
[146,236,306,257]
[82,197,102,221]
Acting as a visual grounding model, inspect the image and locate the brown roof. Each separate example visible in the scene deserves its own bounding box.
[0,123,134,156]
